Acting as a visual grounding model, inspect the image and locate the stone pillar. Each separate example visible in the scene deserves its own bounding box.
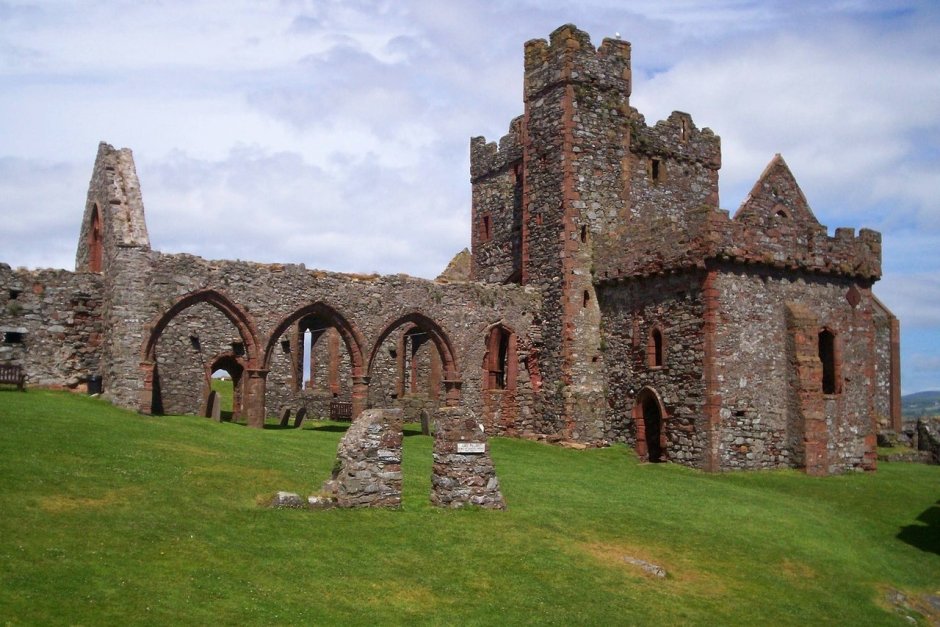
[889,316,902,433]
[323,408,402,508]
[351,375,370,419]
[138,360,154,414]
[431,406,506,509]
[786,304,828,476]
[243,368,268,428]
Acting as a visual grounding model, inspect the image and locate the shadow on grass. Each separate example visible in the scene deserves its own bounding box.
[897,500,940,555]
[305,424,351,433]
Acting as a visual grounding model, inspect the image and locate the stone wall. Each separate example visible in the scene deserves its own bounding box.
[126,252,540,425]
[598,272,708,464]
[0,265,103,388]
[713,268,878,472]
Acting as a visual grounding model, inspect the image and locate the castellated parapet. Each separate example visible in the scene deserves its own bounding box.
[0,24,901,475]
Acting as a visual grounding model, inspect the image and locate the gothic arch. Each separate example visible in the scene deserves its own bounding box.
[483,322,518,391]
[634,386,668,462]
[141,289,260,364]
[262,302,366,376]
[139,289,261,420]
[368,311,461,404]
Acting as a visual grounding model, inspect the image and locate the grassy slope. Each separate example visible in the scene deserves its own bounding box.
[0,390,938,625]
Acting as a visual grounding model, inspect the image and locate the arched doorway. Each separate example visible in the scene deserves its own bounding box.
[634,387,667,463]
[207,353,245,421]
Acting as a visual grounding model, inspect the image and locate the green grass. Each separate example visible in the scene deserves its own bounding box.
[1,390,938,625]
[210,377,233,413]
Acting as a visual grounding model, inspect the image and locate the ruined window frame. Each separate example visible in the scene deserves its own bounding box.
[818,327,841,395]
[648,326,665,369]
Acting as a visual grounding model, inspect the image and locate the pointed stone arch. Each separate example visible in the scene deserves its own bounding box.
[139,289,262,423]
[368,311,461,406]
[634,386,668,462]
[483,322,518,391]
[263,302,367,418]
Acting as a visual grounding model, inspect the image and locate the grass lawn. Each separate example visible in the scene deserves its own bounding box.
[1,390,938,625]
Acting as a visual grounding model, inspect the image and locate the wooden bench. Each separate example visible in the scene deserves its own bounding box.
[330,400,352,421]
[0,365,26,391]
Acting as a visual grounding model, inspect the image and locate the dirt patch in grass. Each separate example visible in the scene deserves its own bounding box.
[39,487,144,513]
[574,540,731,599]
[779,558,818,585]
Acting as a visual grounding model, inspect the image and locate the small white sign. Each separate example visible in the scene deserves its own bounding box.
[457,442,486,454]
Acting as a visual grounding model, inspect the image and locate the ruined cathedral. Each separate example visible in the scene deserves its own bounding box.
[0,25,901,475]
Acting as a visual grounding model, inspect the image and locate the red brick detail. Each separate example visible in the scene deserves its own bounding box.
[702,269,722,471]
[786,303,828,475]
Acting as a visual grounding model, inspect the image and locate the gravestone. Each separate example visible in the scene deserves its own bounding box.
[431,406,505,509]
[203,390,221,422]
[293,407,306,429]
[279,408,292,427]
[419,409,431,436]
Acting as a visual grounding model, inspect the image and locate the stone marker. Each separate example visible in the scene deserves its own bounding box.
[279,408,291,427]
[293,407,306,429]
[203,390,221,422]
[271,491,305,508]
[420,409,431,436]
[431,406,505,509]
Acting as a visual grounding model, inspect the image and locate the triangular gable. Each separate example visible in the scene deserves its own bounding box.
[733,154,821,229]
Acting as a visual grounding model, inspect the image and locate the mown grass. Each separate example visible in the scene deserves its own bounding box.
[0,389,938,625]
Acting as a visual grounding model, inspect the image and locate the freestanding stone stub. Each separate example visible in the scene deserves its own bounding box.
[322,408,402,508]
[431,406,505,509]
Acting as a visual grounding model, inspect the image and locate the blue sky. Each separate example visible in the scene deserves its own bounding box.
[1,0,938,392]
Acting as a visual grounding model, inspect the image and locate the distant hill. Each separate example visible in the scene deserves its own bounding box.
[902,390,940,419]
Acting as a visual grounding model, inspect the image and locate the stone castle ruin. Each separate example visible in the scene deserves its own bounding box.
[0,25,901,475]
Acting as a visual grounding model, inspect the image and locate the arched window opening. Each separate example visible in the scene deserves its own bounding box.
[485,325,517,391]
[648,327,664,368]
[819,329,838,394]
[88,204,103,273]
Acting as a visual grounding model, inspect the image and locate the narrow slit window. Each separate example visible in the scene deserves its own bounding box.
[482,215,491,241]
[651,158,662,182]
[649,327,664,367]
[580,225,587,243]
[819,329,838,394]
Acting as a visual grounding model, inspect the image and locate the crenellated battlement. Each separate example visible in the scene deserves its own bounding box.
[629,111,721,169]
[470,116,523,181]
[523,24,631,102]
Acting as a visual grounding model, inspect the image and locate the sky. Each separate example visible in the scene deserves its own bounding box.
[1,0,938,393]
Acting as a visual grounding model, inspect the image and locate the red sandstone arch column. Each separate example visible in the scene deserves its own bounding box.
[242,368,269,428]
